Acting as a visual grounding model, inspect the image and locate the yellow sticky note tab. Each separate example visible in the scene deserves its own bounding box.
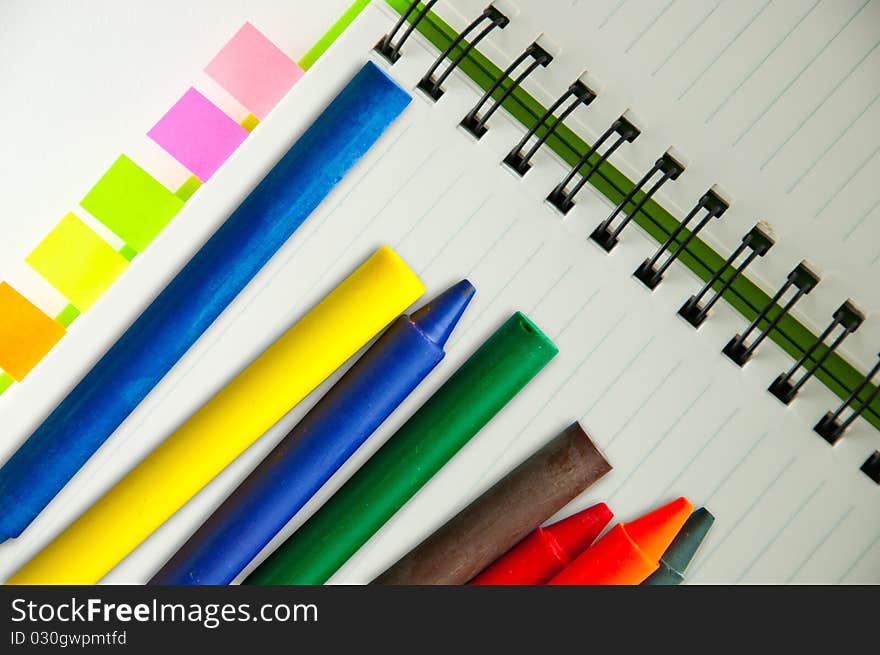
[0,282,65,381]
[240,114,259,132]
[26,213,129,311]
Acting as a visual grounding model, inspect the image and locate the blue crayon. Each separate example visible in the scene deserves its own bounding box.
[150,281,475,585]
[0,62,411,541]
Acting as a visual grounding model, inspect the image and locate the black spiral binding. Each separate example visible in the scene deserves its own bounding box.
[815,354,880,445]
[417,6,509,100]
[678,224,774,328]
[385,1,880,470]
[375,0,438,63]
[723,262,820,366]
[590,152,685,252]
[634,190,728,290]
[460,42,553,139]
[503,80,596,175]
[861,451,880,484]
[546,116,640,214]
[768,300,865,405]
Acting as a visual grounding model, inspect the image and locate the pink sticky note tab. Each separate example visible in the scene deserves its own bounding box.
[205,22,304,119]
[148,88,249,182]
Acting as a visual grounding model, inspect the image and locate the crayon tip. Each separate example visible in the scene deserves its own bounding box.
[410,280,475,348]
[545,503,613,559]
[624,497,694,563]
[661,507,714,574]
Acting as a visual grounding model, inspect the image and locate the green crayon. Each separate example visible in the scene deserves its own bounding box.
[245,312,558,585]
[642,507,714,585]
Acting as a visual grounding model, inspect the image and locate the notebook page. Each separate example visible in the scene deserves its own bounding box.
[442,0,880,374]
[0,4,877,585]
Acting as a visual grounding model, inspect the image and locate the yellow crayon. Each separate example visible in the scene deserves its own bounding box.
[8,246,424,584]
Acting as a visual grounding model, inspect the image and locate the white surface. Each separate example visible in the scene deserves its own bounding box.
[0,1,878,584]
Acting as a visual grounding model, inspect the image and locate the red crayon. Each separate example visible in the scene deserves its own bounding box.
[470,503,613,585]
[549,497,693,585]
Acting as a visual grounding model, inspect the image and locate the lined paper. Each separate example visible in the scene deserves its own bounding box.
[0,3,876,585]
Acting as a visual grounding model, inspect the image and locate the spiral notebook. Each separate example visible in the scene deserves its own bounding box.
[0,0,878,584]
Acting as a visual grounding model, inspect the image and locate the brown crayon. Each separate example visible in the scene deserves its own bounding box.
[372,422,611,585]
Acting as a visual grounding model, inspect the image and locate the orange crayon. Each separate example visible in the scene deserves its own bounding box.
[548,497,693,585]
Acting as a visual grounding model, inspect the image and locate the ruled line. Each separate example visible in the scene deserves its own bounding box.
[732,0,870,147]
[735,480,826,582]
[606,384,711,501]
[814,144,880,218]
[690,456,797,578]
[842,194,880,241]
[470,312,628,491]
[705,0,821,123]
[599,0,628,30]
[653,0,723,77]
[837,528,880,582]
[787,88,880,193]
[468,217,517,271]
[658,407,741,499]
[677,0,773,102]
[529,264,575,315]
[603,359,684,449]
[422,194,492,274]
[580,336,655,420]
[786,507,853,583]
[624,0,675,54]
[760,36,880,170]
[395,169,463,248]
[556,288,602,340]
[704,430,770,501]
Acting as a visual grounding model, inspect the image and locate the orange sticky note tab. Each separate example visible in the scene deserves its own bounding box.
[0,283,65,380]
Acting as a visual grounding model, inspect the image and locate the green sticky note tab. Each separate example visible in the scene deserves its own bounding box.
[118,244,138,261]
[299,0,371,70]
[175,175,202,201]
[54,304,81,328]
[0,371,13,396]
[81,155,184,252]
[26,213,129,311]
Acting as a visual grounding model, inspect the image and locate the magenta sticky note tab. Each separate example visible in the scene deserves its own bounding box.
[205,22,304,119]
[148,88,249,181]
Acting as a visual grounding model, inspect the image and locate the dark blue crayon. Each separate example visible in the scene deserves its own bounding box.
[0,62,411,541]
[149,281,475,585]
